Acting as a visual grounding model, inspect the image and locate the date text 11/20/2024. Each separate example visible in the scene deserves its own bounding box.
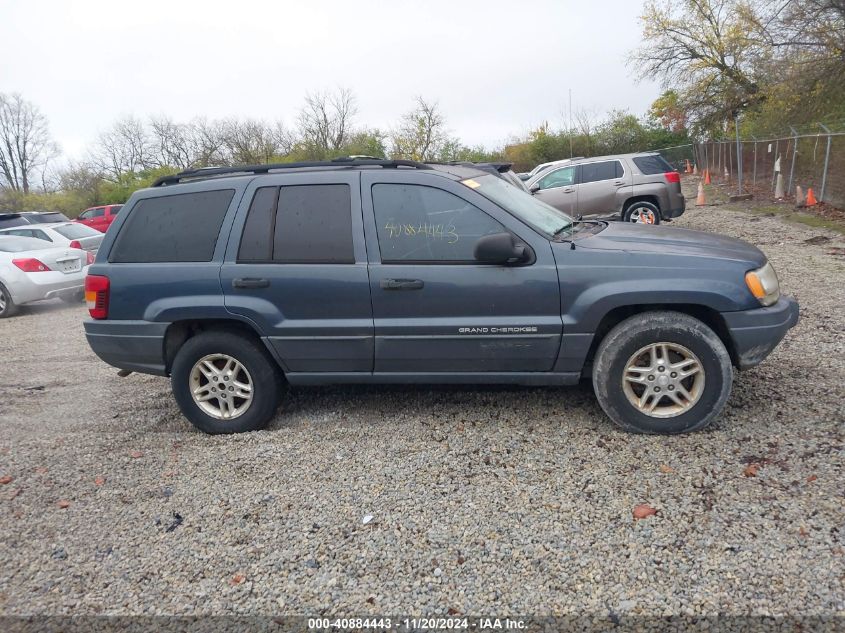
[307,617,528,631]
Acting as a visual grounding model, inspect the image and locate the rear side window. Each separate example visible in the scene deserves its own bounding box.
[109,205,124,215]
[632,155,674,175]
[90,208,106,218]
[110,190,234,263]
[579,161,619,184]
[238,184,354,263]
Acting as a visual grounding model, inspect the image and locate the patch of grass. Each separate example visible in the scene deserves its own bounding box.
[738,203,845,234]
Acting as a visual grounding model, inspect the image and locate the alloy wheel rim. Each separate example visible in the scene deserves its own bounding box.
[189,354,254,420]
[622,342,705,418]
[630,207,656,224]
[0,290,6,312]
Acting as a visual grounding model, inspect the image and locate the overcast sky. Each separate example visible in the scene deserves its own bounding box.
[0,0,659,159]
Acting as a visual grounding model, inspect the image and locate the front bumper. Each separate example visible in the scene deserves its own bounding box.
[722,296,799,369]
[84,319,169,376]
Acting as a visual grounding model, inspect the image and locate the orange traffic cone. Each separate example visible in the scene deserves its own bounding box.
[795,186,805,208]
[685,159,692,174]
[704,169,711,185]
[806,188,818,206]
[693,164,698,175]
[695,181,706,206]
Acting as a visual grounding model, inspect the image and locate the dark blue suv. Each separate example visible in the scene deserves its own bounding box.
[83,159,799,434]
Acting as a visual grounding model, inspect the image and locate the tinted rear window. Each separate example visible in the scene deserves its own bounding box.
[110,190,234,263]
[633,155,674,175]
[28,212,70,223]
[580,161,619,184]
[0,216,26,230]
[53,223,100,239]
[238,184,354,263]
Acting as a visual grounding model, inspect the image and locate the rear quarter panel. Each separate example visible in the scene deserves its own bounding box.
[87,179,252,322]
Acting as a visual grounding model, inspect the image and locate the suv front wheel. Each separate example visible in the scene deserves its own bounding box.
[591,311,732,433]
[623,201,661,225]
[171,331,282,434]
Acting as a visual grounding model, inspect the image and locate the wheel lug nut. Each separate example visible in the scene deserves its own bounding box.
[658,366,665,372]
[229,386,234,391]
[654,387,661,392]
[671,372,677,378]
[668,385,674,391]
[648,375,655,381]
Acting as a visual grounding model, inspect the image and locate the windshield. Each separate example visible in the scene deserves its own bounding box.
[465,174,573,237]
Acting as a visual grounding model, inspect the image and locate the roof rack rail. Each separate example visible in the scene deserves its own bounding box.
[152,157,433,187]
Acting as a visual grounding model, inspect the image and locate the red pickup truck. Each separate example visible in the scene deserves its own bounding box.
[74,204,123,233]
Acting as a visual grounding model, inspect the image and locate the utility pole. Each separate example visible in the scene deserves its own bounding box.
[568,89,573,159]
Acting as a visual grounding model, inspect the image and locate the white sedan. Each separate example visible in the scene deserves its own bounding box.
[0,221,104,254]
[0,236,92,318]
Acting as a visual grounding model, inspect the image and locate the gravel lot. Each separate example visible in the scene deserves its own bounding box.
[1,197,844,619]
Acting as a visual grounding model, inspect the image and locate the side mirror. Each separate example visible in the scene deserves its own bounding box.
[529,183,540,193]
[474,232,530,265]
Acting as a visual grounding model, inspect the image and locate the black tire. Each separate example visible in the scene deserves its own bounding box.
[623,201,661,225]
[0,282,18,318]
[171,330,282,434]
[591,311,732,434]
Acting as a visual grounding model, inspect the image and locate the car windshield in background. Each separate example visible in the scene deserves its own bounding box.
[0,215,27,230]
[28,212,70,223]
[53,223,100,239]
[633,154,674,175]
[466,174,573,237]
[0,236,50,252]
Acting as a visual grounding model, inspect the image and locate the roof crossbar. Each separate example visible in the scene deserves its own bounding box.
[152,157,433,187]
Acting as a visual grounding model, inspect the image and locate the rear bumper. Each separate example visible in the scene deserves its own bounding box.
[84,320,169,376]
[722,296,799,369]
[663,197,686,219]
[7,268,87,304]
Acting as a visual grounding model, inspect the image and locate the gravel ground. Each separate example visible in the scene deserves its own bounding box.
[1,198,844,619]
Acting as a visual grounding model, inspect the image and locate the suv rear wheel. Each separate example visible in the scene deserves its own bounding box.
[623,201,661,225]
[171,331,282,434]
[591,311,732,433]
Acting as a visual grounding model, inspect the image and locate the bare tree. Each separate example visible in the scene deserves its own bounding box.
[90,116,156,179]
[390,97,450,161]
[220,118,292,165]
[0,93,58,193]
[296,88,357,157]
[149,115,196,170]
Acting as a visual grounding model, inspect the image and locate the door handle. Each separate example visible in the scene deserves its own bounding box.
[232,277,270,289]
[614,181,625,186]
[562,187,574,193]
[380,278,424,290]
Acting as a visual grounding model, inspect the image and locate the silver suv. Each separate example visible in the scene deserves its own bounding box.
[525,153,685,224]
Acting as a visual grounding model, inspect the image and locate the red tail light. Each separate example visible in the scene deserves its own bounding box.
[85,274,110,319]
[13,258,52,272]
[69,240,82,249]
[86,251,95,265]
[664,171,681,183]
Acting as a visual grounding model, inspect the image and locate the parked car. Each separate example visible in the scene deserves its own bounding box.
[0,236,93,317]
[0,211,71,229]
[525,152,685,224]
[0,222,104,254]
[74,204,124,233]
[518,157,584,181]
[83,158,797,435]
[448,162,530,192]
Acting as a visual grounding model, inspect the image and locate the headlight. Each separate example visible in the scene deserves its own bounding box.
[745,261,780,306]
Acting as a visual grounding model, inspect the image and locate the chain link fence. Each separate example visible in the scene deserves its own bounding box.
[655,123,845,210]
